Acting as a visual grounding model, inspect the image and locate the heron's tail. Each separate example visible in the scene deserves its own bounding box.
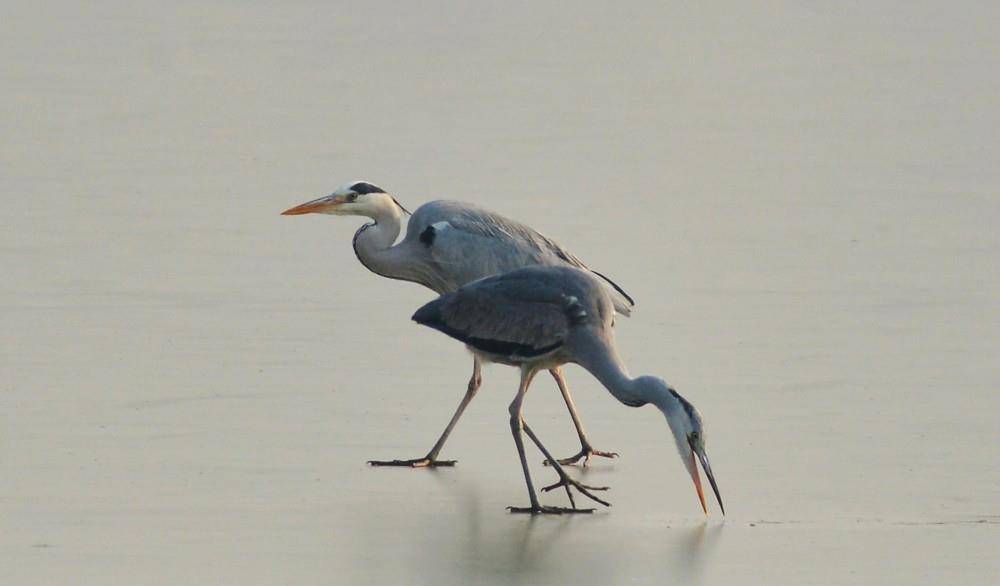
[412,296,448,329]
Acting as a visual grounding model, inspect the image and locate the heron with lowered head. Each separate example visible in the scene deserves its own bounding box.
[412,265,724,514]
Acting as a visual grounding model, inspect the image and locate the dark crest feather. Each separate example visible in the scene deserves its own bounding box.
[350,181,410,214]
[392,196,411,215]
[349,181,385,194]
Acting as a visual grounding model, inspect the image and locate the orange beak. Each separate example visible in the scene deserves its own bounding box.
[690,450,708,514]
[280,194,346,216]
[689,444,725,516]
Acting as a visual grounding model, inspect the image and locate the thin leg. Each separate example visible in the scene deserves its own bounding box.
[544,368,619,467]
[507,368,593,515]
[508,368,541,509]
[369,357,483,467]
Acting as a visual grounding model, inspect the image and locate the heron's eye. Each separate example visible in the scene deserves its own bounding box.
[690,431,699,441]
[347,193,358,202]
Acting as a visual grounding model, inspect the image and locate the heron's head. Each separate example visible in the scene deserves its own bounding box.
[281,181,409,219]
[643,376,724,516]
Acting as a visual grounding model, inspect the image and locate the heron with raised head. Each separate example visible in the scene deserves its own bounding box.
[413,265,724,515]
[282,181,635,467]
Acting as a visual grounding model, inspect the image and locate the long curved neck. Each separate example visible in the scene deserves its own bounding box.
[573,333,680,414]
[573,334,646,407]
[352,207,409,280]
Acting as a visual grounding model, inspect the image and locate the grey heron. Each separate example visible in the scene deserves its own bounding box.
[282,181,634,467]
[413,265,723,515]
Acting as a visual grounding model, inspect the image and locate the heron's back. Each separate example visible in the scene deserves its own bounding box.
[403,200,635,314]
[412,266,614,364]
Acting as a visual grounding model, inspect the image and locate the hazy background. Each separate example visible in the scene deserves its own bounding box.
[2,2,998,584]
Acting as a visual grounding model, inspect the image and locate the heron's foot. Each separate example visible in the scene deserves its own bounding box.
[367,457,456,468]
[507,505,595,515]
[544,447,619,467]
[541,470,611,508]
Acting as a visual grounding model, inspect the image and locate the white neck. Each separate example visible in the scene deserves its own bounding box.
[573,334,694,468]
[351,204,412,281]
[573,334,685,417]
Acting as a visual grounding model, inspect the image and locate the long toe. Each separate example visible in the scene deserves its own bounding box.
[540,476,612,508]
[584,449,619,466]
[547,450,586,466]
[507,505,595,515]
[546,448,620,467]
[541,478,610,493]
[367,457,457,467]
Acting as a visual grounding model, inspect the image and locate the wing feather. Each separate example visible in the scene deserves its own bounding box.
[406,201,635,314]
[413,269,585,358]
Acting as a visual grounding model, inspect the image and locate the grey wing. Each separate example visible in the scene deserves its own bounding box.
[406,201,635,314]
[412,268,589,359]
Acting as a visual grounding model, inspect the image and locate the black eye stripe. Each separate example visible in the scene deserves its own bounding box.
[668,387,698,421]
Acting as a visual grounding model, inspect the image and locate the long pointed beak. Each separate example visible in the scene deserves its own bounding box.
[280,194,346,215]
[692,446,725,516]
[688,451,708,514]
